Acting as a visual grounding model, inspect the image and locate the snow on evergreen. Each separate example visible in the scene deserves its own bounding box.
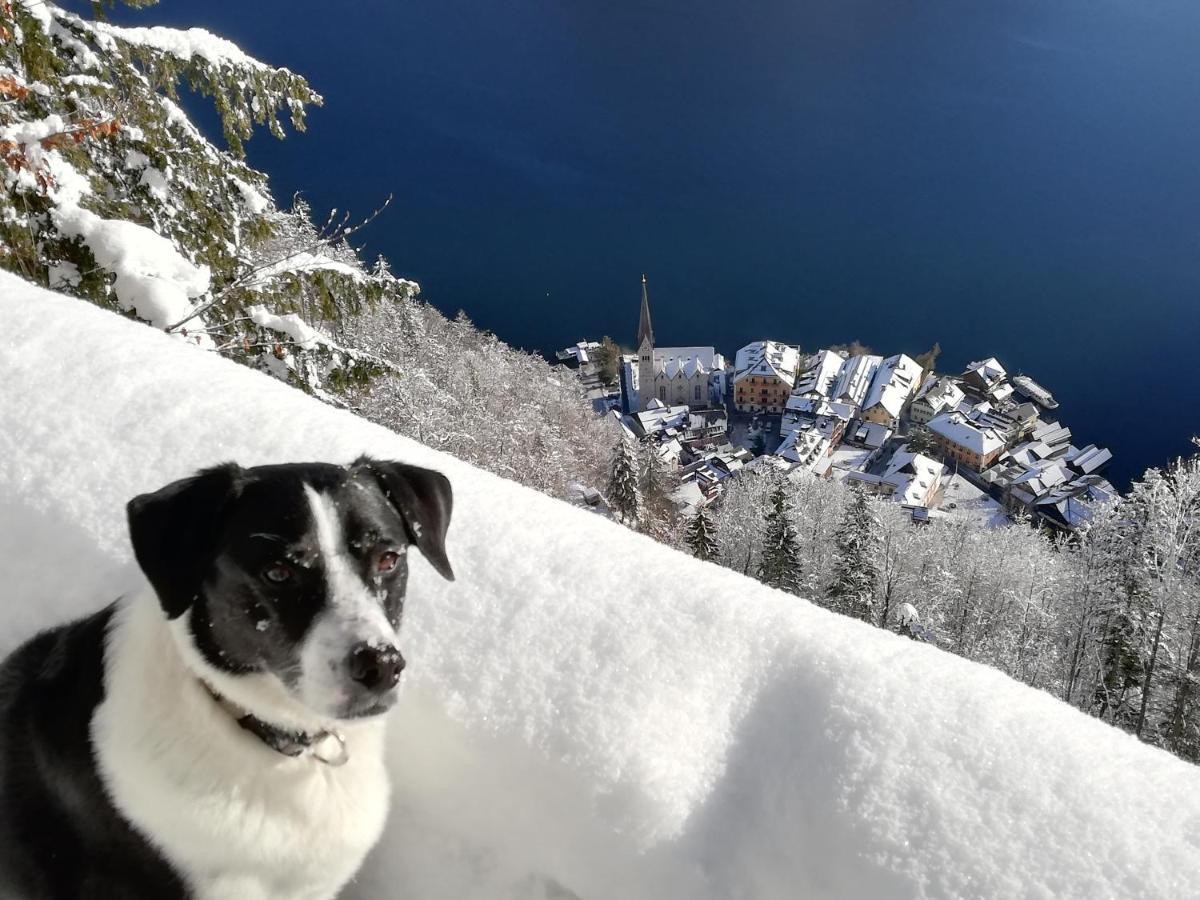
[606,433,643,528]
[827,484,880,623]
[0,0,612,500]
[4,272,1200,898]
[684,506,719,562]
[0,0,390,392]
[756,483,803,594]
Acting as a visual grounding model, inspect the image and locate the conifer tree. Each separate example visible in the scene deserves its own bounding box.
[0,0,399,393]
[828,485,880,623]
[607,434,642,528]
[640,441,679,539]
[757,483,803,594]
[685,506,719,562]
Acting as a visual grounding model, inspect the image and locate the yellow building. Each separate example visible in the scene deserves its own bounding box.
[733,341,800,414]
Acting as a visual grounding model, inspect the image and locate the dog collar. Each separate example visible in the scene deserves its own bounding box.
[202,683,349,767]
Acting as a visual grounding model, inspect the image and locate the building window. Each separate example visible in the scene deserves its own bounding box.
[694,384,701,401]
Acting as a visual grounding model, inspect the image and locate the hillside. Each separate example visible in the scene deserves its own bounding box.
[3,271,1198,898]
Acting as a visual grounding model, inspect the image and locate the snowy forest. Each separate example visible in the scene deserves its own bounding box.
[4,0,1199,774]
[660,452,1200,762]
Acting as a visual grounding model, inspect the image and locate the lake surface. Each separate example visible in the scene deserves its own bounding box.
[113,0,1200,486]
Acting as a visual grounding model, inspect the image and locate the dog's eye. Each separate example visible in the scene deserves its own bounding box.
[263,563,293,584]
[377,551,400,574]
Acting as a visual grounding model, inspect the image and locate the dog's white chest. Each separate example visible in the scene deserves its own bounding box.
[93,595,391,900]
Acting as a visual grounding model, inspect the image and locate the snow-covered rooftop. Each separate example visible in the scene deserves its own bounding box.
[928,411,1006,456]
[964,356,1007,386]
[861,353,923,419]
[914,375,965,414]
[831,353,884,408]
[732,340,800,386]
[4,272,1200,898]
[791,348,844,398]
[884,449,947,507]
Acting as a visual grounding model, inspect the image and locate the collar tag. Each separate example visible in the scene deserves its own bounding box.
[311,730,349,767]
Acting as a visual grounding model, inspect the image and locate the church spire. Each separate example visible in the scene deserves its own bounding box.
[637,273,654,349]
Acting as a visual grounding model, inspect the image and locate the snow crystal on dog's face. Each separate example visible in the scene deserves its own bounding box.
[296,485,406,718]
[191,465,412,721]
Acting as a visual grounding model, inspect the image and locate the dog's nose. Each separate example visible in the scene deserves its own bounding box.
[347,643,405,692]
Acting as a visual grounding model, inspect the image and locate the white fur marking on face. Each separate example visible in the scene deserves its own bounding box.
[299,485,399,717]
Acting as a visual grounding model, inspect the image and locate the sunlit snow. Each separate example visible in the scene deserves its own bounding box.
[1,271,1198,899]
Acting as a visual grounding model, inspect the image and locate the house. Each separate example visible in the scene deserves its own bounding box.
[981,434,1115,529]
[624,399,730,449]
[676,444,755,504]
[1029,418,1072,452]
[860,354,923,429]
[849,421,893,449]
[633,276,726,411]
[625,399,691,441]
[776,416,842,469]
[910,376,965,426]
[555,340,601,368]
[845,449,946,509]
[1067,444,1113,476]
[791,349,845,403]
[733,340,801,413]
[1035,476,1117,531]
[961,357,1008,397]
[927,411,1005,471]
[830,353,883,410]
[965,404,1023,447]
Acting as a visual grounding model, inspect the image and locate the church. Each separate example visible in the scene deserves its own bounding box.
[620,276,726,413]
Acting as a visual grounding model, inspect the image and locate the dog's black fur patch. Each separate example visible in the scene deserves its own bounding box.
[0,606,186,899]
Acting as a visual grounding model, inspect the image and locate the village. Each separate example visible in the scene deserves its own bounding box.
[558,276,1116,532]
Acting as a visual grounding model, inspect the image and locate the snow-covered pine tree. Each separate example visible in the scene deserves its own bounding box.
[757,483,803,594]
[1089,488,1155,730]
[684,506,719,562]
[1159,443,1200,761]
[607,433,642,528]
[640,441,679,540]
[0,0,407,394]
[828,484,880,623]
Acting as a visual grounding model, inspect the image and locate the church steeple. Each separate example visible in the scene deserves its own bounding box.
[637,273,654,349]
[636,274,656,411]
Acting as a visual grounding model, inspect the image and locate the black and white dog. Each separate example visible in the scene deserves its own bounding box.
[0,457,455,899]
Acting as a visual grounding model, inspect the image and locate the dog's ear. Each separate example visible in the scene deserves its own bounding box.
[126,464,243,619]
[357,457,455,582]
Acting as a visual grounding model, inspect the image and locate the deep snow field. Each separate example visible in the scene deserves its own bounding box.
[2,270,1199,898]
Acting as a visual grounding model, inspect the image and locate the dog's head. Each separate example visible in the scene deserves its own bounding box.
[126,457,454,722]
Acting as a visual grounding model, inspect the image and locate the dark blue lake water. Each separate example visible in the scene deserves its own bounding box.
[107,0,1200,487]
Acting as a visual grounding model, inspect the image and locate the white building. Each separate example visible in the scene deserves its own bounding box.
[633,276,726,411]
[845,449,946,509]
[861,353,923,429]
[910,376,966,426]
[830,354,884,410]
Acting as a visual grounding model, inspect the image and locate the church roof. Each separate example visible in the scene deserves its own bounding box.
[637,274,654,348]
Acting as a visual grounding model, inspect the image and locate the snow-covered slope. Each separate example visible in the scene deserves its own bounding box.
[2,272,1198,899]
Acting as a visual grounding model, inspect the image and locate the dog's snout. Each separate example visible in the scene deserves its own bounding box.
[347,643,405,692]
